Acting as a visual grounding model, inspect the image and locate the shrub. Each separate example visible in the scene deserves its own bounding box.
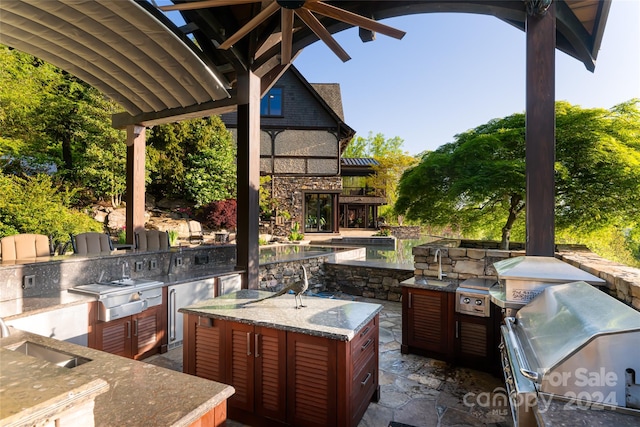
[0,173,102,243]
[288,222,305,241]
[197,199,237,230]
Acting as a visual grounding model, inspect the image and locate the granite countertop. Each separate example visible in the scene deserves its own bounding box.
[400,276,458,292]
[535,394,640,426]
[180,289,383,341]
[1,346,108,427]
[0,329,235,427]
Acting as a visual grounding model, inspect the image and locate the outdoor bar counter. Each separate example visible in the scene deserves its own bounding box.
[0,328,234,427]
[180,289,383,427]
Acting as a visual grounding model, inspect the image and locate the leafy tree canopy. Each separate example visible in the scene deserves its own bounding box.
[395,100,640,251]
[146,116,236,205]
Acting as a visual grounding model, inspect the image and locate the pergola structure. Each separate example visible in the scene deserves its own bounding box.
[0,0,612,288]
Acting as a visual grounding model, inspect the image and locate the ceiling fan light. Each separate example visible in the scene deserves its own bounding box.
[277,1,305,10]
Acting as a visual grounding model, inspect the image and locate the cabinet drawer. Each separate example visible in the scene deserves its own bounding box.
[350,351,377,425]
[352,317,376,363]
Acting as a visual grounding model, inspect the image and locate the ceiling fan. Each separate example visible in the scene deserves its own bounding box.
[159,0,406,64]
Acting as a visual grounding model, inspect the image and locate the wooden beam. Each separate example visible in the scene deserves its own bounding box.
[525,3,556,256]
[112,91,238,129]
[236,70,261,289]
[125,125,146,244]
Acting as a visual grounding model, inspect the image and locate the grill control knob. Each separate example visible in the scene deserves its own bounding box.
[463,297,470,304]
[475,299,483,306]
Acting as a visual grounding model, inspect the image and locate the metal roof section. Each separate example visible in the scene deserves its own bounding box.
[0,0,231,118]
[341,158,380,167]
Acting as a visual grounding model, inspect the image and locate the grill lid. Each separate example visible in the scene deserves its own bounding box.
[494,256,605,285]
[514,281,640,376]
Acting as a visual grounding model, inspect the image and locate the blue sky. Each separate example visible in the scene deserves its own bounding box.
[294,1,640,155]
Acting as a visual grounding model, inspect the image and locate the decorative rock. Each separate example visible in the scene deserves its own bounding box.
[452,260,485,275]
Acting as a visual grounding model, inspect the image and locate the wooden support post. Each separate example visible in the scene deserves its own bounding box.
[525,2,556,256]
[126,125,146,245]
[236,71,261,289]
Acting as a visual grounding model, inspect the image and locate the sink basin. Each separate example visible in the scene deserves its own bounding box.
[414,278,451,287]
[9,341,91,368]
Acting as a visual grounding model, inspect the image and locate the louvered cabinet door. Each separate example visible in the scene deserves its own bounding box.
[226,321,255,412]
[184,315,226,382]
[255,326,286,422]
[454,313,495,372]
[402,287,454,360]
[95,316,133,357]
[287,332,337,427]
[132,304,163,360]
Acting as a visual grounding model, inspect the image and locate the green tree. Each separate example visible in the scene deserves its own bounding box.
[395,100,640,253]
[147,116,236,204]
[343,132,417,223]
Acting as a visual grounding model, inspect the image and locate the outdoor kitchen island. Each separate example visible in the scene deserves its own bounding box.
[180,289,382,427]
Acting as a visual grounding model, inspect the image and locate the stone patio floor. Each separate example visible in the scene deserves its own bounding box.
[145,297,513,427]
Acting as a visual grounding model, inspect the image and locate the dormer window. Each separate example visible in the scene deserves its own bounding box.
[261,87,283,116]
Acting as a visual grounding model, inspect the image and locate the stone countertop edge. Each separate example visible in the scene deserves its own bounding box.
[0,347,108,427]
[400,276,458,293]
[0,329,235,427]
[2,267,243,320]
[179,291,383,342]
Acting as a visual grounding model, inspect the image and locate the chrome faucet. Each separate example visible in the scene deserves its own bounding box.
[120,260,130,281]
[0,316,11,338]
[433,249,446,281]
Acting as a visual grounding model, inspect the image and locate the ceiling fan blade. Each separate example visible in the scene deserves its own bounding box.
[281,8,294,64]
[296,7,351,62]
[218,1,280,50]
[306,2,406,40]
[159,0,258,12]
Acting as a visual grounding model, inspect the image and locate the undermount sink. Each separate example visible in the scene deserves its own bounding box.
[415,278,451,287]
[100,278,162,287]
[8,341,91,368]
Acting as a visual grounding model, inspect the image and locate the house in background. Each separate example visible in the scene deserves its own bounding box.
[222,66,380,237]
[340,157,386,229]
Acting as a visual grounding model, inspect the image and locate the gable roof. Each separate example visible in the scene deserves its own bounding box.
[311,83,346,121]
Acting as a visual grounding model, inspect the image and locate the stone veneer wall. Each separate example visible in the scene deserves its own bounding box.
[382,226,422,239]
[322,264,414,301]
[265,175,342,237]
[413,239,640,311]
[258,256,329,294]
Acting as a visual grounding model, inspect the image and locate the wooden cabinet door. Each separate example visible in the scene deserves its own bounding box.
[404,288,454,359]
[454,314,495,372]
[186,316,226,382]
[287,332,337,427]
[255,326,287,422]
[95,316,133,357]
[226,321,255,412]
[132,304,163,360]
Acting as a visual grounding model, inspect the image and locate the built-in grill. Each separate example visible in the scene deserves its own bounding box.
[493,256,605,316]
[500,281,640,426]
[69,278,163,321]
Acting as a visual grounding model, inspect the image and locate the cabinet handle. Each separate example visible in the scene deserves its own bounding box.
[361,372,372,386]
[126,321,131,339]
[169,288,176,341]
[360,326,370,338]
[134,319,138,337]
[361,338,373,352]
[246,332,252,356]
[255,333,260,358]
[408,293,412,309]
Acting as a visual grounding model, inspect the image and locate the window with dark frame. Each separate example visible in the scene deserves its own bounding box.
[261,87,283,116]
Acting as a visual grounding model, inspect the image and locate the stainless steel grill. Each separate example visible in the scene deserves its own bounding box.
[500,281,640,426]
